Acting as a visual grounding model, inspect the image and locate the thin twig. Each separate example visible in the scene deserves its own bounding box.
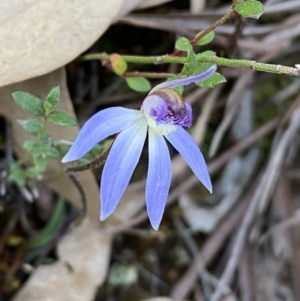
[65,146,111,217]
[171,0,245,56]
[209,108,300,301]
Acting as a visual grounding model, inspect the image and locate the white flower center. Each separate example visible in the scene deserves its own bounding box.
[145,116,176,136]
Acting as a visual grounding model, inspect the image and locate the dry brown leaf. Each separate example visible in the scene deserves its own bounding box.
[0,0,124,87]
[12,218,113,301]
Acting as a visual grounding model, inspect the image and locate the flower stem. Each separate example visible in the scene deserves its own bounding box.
[82,53,300,77]
[65,146,112,218]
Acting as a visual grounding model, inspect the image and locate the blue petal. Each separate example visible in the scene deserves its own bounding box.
[100,118,148,220]
[62,107,142,163]
[165,127,212,192]
[151,65,217,92]
[146,129,172,230]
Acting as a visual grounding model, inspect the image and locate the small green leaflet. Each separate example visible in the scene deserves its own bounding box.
[196,31,215,46]
[44,86,60,112]
[235,0,264,19]
[12,92,45,117]
[47,110,77,126]
[197,72,226,88]
[175,37,193,51]
[125,77,151,92]
[18,119,43,136]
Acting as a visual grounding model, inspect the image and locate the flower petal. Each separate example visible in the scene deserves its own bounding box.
[62,107,142,163]
[165,127,212,192]
[146,129,172,230]
[151,65,217,92]
[100,118,148,220]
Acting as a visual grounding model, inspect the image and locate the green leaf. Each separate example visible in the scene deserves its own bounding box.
[44,86,60,112]
[39,132,51,149]
[47,111,77,126]
[33,154,49,173]
[56,143,71,157]
[12,92,45,117]
[9,163,26,187]
[195,51,217,73]
[110,54,128,75]
[18,119,43,136]
[45,147,61,158]
[26,167,43,178]
[235,0,264,19]
[197,72,226,88]
[175,37,193,51]
[182,50,197,76]
[125,77,151,92]
[23,140,39,153]
[196,31,215,46]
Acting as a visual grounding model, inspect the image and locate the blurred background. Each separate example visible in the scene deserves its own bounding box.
[1,0,300,300]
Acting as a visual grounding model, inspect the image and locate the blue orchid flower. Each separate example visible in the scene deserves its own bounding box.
[62,65,216,230]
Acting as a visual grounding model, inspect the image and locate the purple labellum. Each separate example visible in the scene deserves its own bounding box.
[147,88,192,127]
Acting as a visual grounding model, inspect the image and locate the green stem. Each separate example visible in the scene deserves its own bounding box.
[82,53,300,77]
[124,71,178,78]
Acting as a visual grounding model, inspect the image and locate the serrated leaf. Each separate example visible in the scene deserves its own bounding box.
[197,72,226,88]
[39,132,51,149]
[9,163,26,187]
[23,140,39,153]
[175,37,193,51]
[33,154,49,173]
[182,50,197,76]
[18,119,43,136]
[44,86,60,112]
[196,31,215,46]
[110,54,127,75]
[235,0,264,19]
[125,77,151,92]
[45,147,61,159]
[26,167,42,178]
[47,111,77,126]
[12,92,45,117]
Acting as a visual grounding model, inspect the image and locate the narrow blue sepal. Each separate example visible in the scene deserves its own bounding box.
[62,107,142,163]
[165,127,212,192]
[100,118,148,220]
[146,129,172,230]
